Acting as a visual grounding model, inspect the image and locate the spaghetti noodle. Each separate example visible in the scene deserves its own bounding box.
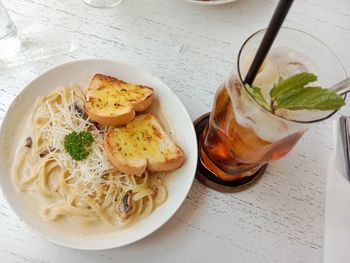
[12,85,167,226]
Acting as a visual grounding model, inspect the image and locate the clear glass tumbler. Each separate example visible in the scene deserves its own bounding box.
[0,1,21,60]
[196,28,346,191]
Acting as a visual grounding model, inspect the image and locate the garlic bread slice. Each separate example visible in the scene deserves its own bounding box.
[84,74,154,126]
[104,113,185,176]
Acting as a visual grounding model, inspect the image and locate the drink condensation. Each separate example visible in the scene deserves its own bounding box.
[236,47,330,142]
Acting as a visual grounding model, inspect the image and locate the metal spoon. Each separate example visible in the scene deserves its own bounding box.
[331,78,350,96]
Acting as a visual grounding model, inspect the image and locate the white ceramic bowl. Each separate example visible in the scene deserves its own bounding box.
[183,0,238,6]
[0,59,197,250]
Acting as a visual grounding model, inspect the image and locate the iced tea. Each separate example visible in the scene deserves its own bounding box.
[200,46,329,181]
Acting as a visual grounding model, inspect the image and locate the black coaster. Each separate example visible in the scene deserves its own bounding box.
[194,112,267,193]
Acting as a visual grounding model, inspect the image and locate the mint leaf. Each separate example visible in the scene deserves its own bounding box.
[246,72,345,113]
[275,86,345,111]
[245,84,269,111]
[270,72,317,99]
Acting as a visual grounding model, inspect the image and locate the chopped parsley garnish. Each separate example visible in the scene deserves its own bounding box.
[64,131,94,161]
[246,72,345,113]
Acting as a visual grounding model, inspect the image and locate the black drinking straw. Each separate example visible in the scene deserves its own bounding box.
[243,0,294,86]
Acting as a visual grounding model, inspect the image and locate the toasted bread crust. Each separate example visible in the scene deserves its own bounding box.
[133,90,154,112]
[148,151,185,172]
[104,113,185,175]
[85,104,135,126]
[88,74,126,88]
[84,74,154,126]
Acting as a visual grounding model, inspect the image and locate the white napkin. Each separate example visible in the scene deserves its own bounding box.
[324,121,350,263]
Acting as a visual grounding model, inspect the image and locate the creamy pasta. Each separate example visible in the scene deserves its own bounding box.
[12,85,167,227]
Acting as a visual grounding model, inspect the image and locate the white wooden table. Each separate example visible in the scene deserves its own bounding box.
[1,0,349,262]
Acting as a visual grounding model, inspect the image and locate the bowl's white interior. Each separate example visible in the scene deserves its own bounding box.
[0,59,197,250]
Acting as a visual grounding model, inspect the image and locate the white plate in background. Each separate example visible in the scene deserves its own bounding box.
[183,0,238,6]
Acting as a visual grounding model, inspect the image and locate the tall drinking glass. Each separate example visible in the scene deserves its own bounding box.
[0,1,21,60]
[0,0,77,68]
[195,28,346,192]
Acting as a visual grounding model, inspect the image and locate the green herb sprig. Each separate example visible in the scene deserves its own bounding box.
[64,131,94,161]
[245,72,345,114]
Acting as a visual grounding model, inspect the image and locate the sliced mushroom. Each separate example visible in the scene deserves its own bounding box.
[39,147,57,158]
[88,121,101,131]
[74,102,85,117]
[25,137,32,148]
[117,190,134,219]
